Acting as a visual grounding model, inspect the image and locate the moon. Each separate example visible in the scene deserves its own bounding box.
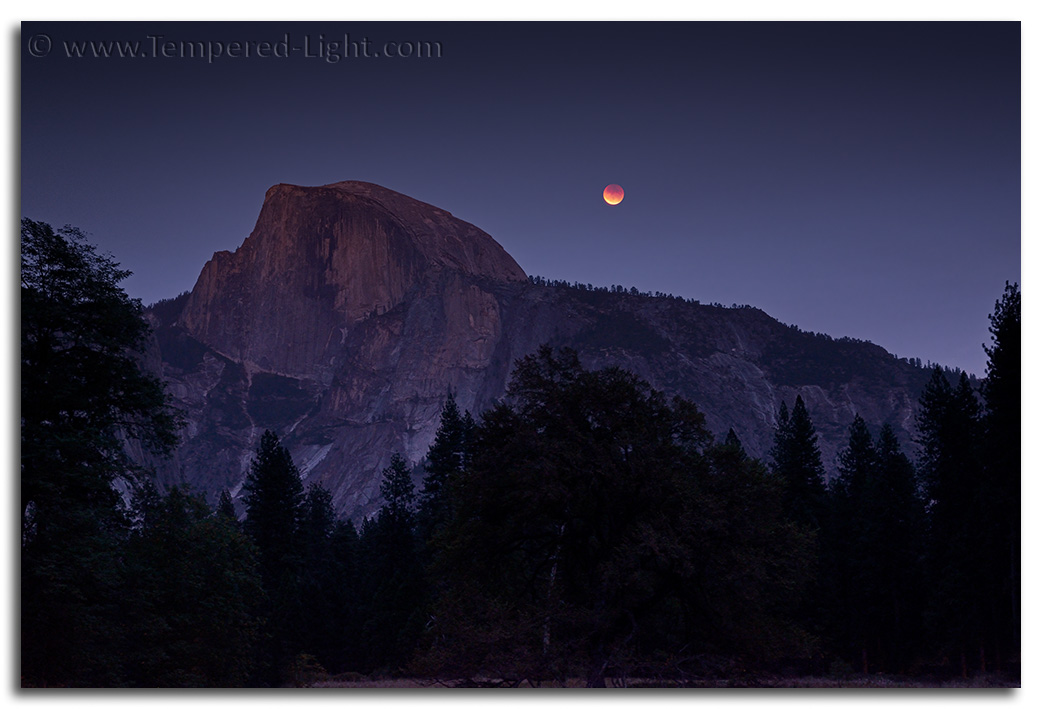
[603,184,624,205]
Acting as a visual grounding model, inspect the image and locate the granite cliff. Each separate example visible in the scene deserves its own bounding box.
[143,181,936,519]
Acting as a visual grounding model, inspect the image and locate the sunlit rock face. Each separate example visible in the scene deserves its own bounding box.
[179,181,527,383]
[142,181,936,520]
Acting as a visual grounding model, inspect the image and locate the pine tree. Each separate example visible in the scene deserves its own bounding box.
[358,454,424,673]
[916,368,986,675]
[980,282,1020,664]
[297,483,346,674]
[826,417,926,673]
[241,430,307,683]
[723,427,747,457]
[771,396,827,529]
[828,414,877,672]
[379,453,417,533]
[834,415,875,500]
[301,483,337,551]
[242,430,305,583]
[867,424,926,672]
[216,489,237,521]
[418,393,472,543]
[327,518,362,673]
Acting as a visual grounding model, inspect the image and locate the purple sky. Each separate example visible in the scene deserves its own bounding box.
[21,21,1020,376]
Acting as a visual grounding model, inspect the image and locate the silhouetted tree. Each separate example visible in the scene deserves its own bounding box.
[827,415,876,672]
[867,424,926,672]
[770,396,827,529]
[698,438,817,669]
[294,483,348,674]
[358,454,425,673]
[216,489,237,522]
[326,518,363,672]
[418,393,473,543]
[242,431,305,584]
[916,368,986,675]
[21,219,180,686]
[423,347,813,685]
[122,486,264,686]
[723,427,747,456]
[827,415,923,673]
[241,430,307,683]
[980,282,1020,665]
[379,453,417,533]
[768,396,830,664]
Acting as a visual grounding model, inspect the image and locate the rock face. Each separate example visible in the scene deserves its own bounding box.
[143,181,938,520]
[179,181,526,382]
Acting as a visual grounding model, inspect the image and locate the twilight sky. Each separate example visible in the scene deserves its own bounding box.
[21,21,1020,376]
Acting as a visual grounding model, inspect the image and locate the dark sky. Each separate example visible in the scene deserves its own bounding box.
[21,21,1020,376]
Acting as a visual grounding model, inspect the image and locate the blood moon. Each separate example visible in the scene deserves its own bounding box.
[602,184,624,205]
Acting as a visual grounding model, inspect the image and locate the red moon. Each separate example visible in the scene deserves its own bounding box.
[603,184,624,205]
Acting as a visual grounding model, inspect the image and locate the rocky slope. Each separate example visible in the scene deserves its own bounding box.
[142,181,937,520]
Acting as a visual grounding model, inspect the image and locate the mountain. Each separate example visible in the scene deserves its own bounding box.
[141,181,938,520]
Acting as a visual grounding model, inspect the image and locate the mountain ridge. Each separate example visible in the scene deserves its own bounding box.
[141,181,942,519]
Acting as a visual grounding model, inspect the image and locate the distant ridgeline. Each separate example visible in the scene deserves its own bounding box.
[527,274,964,378]
[131,182,954,523]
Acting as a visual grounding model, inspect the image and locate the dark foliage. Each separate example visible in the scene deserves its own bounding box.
[980,282,1020,659]
[417,393,473,543]
[770,396,828,529]
[356,455,426,673]
[242,431,306,586]
[121,485,264,687]
[21,220,180,686]
[826,417,925,673]
[146,290,191,325]
[419,347,814,685]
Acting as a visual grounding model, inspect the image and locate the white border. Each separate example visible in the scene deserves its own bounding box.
[5,3,1034,707]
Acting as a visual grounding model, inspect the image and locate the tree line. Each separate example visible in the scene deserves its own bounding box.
[21,219,1018,686]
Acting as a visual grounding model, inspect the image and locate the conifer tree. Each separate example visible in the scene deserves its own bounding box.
[834,415,875,500]
[242,430,305,584]
[217,489,237,522]
[771,395,827,529]
[828,415,924,673]
[723,427,747,457]
[916,368,986,675]
[379,453,417,533]
[418,393,472,543]
[828,414,877,672]
[327,518,363,673]
[358,454,424,673]
[867,424,925,671]
[981,282,1020,663]
[301,483,337,553]
[298,483,346,674]
[241,430,307,683]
